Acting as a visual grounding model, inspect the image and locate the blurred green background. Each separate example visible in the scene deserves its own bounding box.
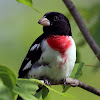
[0,0,100,100]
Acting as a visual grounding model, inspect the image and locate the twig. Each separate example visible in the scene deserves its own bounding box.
[41,78,100,96]
[63,0,100,61]
[85,64,100,67]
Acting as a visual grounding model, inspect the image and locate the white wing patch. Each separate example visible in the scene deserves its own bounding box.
[30,44,40,51]
[23,60,32,71]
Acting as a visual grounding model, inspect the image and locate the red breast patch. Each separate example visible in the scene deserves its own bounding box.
[47,35,72,54]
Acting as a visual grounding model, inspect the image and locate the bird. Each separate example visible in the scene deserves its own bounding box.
[18,11,76,91]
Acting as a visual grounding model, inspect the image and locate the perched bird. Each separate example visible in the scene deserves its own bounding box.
[18,12,76,86]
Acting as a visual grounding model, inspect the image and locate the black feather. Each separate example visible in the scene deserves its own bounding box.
[18,33,48,78]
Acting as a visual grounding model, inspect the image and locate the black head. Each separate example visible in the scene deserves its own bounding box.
[38,12,72,36]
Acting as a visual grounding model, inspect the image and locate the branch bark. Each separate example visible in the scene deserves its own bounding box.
[63,0,100,61]
[65,78,100,96]
[41,78,100,96]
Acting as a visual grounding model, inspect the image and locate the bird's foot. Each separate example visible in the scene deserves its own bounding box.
[62,78,67,88]
[43,77,51,86]
[63,78,78,88]
[36,77,50,92]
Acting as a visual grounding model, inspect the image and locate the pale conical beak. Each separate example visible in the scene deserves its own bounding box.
[38,17,50,26]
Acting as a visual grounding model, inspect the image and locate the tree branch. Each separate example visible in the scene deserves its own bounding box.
[63,0,100,61]
[41,78,100,96]
[65,78,100,96]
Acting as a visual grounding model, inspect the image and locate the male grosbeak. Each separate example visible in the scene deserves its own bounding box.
[18,11,76,90]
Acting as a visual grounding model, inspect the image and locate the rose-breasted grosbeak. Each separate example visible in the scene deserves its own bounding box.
[18,12,76,85]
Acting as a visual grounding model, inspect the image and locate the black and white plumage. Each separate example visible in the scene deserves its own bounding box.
[18,12,76,84]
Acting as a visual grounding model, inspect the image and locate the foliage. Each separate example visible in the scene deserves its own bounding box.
[0,80,14,100]
[16,0,33,8]
[0,66,16,100]
[0,66,16,90]
[42,86,50,100]
[16,0,39,12]
[0,63,83,100]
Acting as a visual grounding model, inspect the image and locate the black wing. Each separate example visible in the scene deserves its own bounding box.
[18,33,47,78]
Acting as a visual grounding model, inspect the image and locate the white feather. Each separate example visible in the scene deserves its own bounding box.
[23,60,32,71]
[30,44,40,51]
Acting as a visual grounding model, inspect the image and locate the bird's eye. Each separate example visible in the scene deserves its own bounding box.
[54,16,59,21]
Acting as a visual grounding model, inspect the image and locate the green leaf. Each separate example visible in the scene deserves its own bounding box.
[34,89,42,99]
[17,78,39,93]
[13,86,38,100]
[16,0,33,8]
[63,63,84,92]
[0,65,17,90]
[62,85,71,93]
[42,86,50,100]
[13,79,39,100]
[0,79,14,100]
[70,63,84,79]
[16,0,39,12]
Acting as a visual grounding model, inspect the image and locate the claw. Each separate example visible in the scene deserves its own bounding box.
[63,78,67,88]
[63,78,78,87]
[43,78,51,86]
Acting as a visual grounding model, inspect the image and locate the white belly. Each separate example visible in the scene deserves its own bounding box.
[28,36,76,82]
